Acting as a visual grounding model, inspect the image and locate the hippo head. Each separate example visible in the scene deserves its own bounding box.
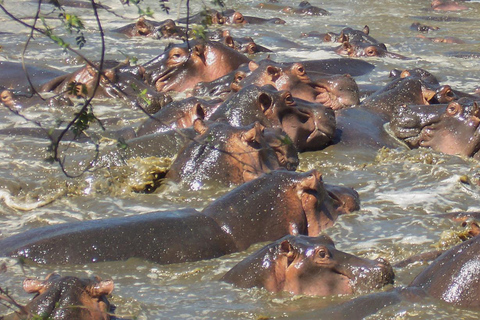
[238,60,310,92]
[153,19,185,39]
[165,120,282,189]
[143,41,250,93]
[308,73,360,110]
[222,234,394,296]
[389,68,440,87]
[336,41,407,60]
[21,273,113,320]
[390,98,480,157]
[280,97,336,151]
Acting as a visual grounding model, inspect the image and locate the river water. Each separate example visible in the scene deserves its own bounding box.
[1,0,480,319]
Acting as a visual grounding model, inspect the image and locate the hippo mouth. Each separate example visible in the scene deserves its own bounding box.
[151,66,181,92]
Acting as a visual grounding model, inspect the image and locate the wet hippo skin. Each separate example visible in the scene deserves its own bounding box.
[0,170,359,265]
[4,273,114,320]
[222,234,394,296]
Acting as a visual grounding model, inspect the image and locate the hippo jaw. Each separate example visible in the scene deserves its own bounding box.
[392,101,480,156]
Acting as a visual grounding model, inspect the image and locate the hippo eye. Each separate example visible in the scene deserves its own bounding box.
[235,74,245,82]
[366,47,377,56]
[315,247,329,260]
[284,93,295,105]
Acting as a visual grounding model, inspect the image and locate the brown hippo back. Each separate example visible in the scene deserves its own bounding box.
[409,235,480,309]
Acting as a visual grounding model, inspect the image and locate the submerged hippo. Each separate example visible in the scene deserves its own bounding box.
[4,273,113,320]
[135,97,222,137]
[0,170,359,265]
[389,98,480,158]
[360,76,437,121]
[222,234,394,296]
[165,120,285,189]
[143,40,251,92]
[40,60,171,113]
[335,40,408,59]
[318,234,480,319]
[208,84,336,152]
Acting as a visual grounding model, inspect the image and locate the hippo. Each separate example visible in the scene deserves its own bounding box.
[410,22,439,32]
[388,67,440,87]
[202,170,359,251]
[360,76,437,121]
[40,60,172,113]
[222,35,272,54]
[4,273,113,320]
[112,17,163,37]
[316,234,480,319]
[335,40,408,59]
[0,61,65,93]
[431,0,468,11]
[164,120,285,189]
[222,9,286,25]
[0,170,359,264]
[389,98,480,159]
[417,34,465,44]
[135,97,222,137]
[222,234,394,296]
[1,89,73,111]
[112,18,187,39]
[323,26,383,46]
[143,40,251,93]
[207,84,336,152]
[193,58,373,99]
[258,1,329,16]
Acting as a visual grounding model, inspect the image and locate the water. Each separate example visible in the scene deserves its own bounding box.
[1,0,480,319]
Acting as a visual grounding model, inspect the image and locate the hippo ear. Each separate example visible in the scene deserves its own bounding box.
[224,36,235,49]
[248,61,259,72]
[24,273,60,293]
[258,93,273,113]
[341,41,354,55]
[193,44,206,63]
[400,70,411,78]
[194,103,206,120]
[279,240,296,265]
[299,170,322,191]
[242,122,265,144]
[86,279,114,298]
[246,43,258,54]
[266,66,280,82]
[136,17,151,35]
[193,119,208,134]
[363,25,370,35]
[338,31,348,43]
[421,87,436,104]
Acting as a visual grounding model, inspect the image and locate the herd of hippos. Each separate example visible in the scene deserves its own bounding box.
[1,0,480,319]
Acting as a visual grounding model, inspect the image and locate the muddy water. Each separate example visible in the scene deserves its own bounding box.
[1,0,480,319]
